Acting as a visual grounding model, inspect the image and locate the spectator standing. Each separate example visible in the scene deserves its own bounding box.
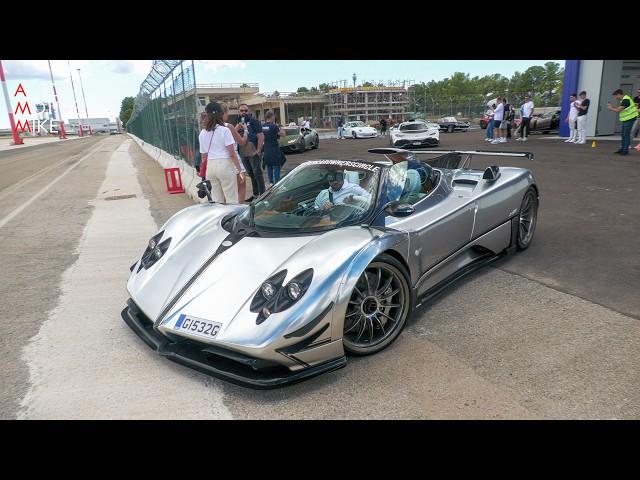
[503,97,514,140]
[261,110,286,185]
[565,93,580,143]
[221,104,249,202]
[517,94,534,142]
[237,103,265,201]
[484,104,496,142]
[575,90,590,144]
[491,97,504,144]
[380,117,387,136]
[631,88,640,140]
[199,102,245,203]
[337,114,345,139]
[607,89,639,155]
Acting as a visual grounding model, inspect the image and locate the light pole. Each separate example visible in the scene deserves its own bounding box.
[0,60,24,145]
[48,61,67,139]
[67,61,83,136]
[76,68,92,135]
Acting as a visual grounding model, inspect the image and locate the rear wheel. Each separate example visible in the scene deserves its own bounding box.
[517,187,538,250]
[343,254,411,356]
[448,125,454,133]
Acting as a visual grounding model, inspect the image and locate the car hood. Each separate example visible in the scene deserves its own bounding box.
[127,205,381,344]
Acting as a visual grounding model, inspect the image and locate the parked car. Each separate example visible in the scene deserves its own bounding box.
[344,121,378,139]
[527,110,561,133]
[389,119,440,148]
[279,126,319,153]
[121,147,538,388]
[437,116,470,133]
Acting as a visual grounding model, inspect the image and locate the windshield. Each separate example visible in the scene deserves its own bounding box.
[399,122,432,131]
[441,117,456,123]
[351,121,366,127]
[284,128,300,136]
[238,160,380,232]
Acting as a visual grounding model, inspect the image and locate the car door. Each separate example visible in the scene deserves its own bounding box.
[383,161,475,288]
[344,123,352,136]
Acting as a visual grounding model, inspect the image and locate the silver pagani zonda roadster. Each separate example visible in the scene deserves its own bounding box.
[122,148,538,389]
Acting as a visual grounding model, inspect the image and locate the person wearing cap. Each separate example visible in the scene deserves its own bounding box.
[314,170,372,212]
[198,102,245,203]
[516,94,534,142]
[607,89,639,155]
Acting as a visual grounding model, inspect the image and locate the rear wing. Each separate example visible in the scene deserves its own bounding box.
[368,147,533,170]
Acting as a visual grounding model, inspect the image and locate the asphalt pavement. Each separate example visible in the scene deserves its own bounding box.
[1,130,639,419]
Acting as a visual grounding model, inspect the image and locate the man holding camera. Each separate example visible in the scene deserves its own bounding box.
[608,89,639,155]
[237,104,265,200]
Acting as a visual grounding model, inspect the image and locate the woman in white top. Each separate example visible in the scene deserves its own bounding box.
[199,101,245,203]
[565,93,580,143]
[221,104,249,202]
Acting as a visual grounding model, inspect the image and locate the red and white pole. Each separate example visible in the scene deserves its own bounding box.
[67,60,83,137]
[76,68,92,135]
[0,60,24,145]
[47,60,67,139]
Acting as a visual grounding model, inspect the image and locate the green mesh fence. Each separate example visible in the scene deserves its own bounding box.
[126,60,199,166]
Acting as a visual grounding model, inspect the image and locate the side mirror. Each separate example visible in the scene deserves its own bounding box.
[385,201,415,217]
[483,165,500,182]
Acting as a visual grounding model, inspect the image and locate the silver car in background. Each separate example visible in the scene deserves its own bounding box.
[122,148,538,388]
[390,119,440,148]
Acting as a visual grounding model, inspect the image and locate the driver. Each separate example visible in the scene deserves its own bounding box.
[314,170,371,212]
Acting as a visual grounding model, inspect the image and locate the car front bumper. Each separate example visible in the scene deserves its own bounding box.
[393,137,439,148]
[121,299,346,389]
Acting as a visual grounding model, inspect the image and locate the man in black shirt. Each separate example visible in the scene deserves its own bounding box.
[237,103,265,200]
[576,90,590,144]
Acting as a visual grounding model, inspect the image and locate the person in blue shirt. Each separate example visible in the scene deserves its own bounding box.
[260,111,286,185]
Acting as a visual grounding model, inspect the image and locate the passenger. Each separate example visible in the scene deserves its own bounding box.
[199,101,245,203]
[260,110,286,186]
[314,170,371,212]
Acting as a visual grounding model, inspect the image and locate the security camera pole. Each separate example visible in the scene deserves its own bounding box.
[47,60,67,139]
[76,68,92,135]
[0,60,24,145]
[67,60,83,137]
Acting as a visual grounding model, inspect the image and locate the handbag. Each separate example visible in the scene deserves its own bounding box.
[238,139,257,157]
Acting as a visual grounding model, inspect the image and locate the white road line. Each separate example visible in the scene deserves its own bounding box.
[0,139,108,231]
[18,138,232,419]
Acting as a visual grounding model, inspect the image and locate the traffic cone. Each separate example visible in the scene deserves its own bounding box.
[592,140,597,148]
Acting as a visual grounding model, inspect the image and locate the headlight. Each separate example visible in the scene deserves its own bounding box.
[250,269,314,324]
[286,282,302,300]
[136,231,171,271]
[287,139,296,144]
[261,282,276,300]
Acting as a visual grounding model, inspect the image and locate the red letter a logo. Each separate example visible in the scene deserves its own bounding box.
[14,83,27,96]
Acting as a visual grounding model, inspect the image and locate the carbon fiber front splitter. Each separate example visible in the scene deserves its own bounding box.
[121,301,347,389]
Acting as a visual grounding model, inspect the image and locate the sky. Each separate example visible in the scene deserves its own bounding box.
[0,60,563,129]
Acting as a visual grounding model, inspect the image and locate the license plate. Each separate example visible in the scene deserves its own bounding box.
[412,141,422,145]
[174,314,222,339]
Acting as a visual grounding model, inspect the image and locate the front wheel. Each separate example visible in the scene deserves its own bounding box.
[517,187,538,250]
[312,136,319,149]
[448,125,454,133]
[343,254,411,356]
[352,131,357,139]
